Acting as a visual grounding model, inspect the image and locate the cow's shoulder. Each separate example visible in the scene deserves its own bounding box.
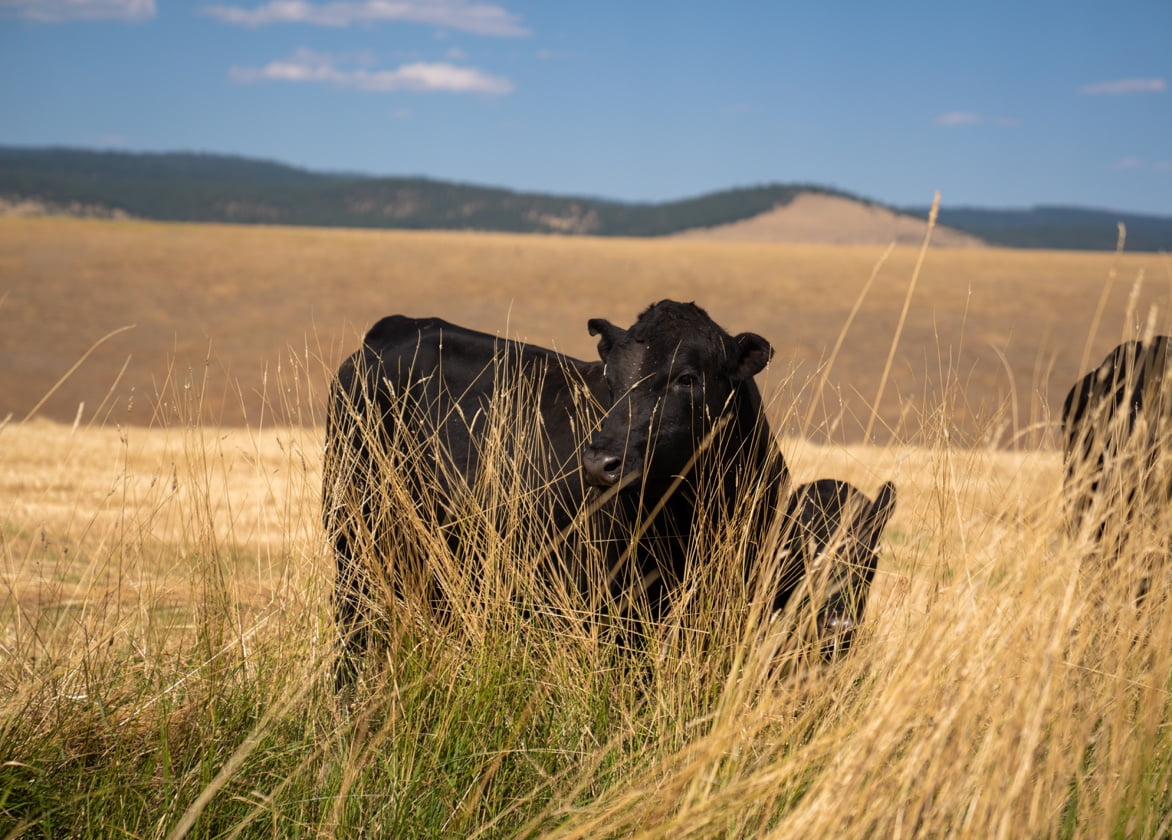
[1091,336,1172,391]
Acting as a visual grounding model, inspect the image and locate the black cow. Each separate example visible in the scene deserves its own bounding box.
[1062,336,1172,603]
[580,301,790,621]
[324,300,888,680]
[779,479,897,657]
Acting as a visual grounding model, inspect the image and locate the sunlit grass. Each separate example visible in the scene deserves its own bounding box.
[1,357,1168,837]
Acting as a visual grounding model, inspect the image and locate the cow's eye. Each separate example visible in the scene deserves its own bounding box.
[674,373,698,388]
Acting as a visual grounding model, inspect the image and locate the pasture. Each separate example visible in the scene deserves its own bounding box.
[1,217,1170,837]
[1,216,1169,443]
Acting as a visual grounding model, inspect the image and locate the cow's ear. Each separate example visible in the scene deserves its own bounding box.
[731,332,773,380]
[588,318,624,361]
[852,481,897,553]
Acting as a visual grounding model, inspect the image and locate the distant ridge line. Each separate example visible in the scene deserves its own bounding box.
[1,146,1169,250]
[902,203,1172,252]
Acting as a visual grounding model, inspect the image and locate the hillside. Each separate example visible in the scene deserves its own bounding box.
[672,193,984,247]
[0,146,840,237]
[1,146,1169,249]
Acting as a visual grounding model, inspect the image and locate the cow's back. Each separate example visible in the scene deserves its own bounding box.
[331,314,606,489]
[1062,336,1172,533]
[1063,337,1172,465]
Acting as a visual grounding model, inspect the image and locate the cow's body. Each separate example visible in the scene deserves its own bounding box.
[1062,336,1172,602]
[324,315,609,676]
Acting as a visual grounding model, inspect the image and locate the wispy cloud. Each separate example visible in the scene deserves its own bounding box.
[935,111,1021,127]
[1080,77,1166,95]
[935,111,983,126]
[230,48,514,94]
[1113,156,1172,171]
[203,1,529,37]
[0,0,155,21]
[91,133,132,146]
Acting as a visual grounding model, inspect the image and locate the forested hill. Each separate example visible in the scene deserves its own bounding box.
[906,205,1172,252]
[0,146,841,236]
[2,146,1170,250]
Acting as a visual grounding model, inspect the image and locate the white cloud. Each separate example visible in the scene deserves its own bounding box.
[202,1,529,37]
[1080,77,1166,95]
[935,111,983,126]
[935,112,1021,128]
[0,0,154,20]
[1113,156,1172,172]
[230,48,514,94]
[445,46,468,60]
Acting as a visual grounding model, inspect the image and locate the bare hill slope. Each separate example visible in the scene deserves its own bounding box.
[672,193,985,247]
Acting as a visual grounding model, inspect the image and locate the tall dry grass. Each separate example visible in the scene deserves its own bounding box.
[1,310,1168,839]
[2,210,1170,834]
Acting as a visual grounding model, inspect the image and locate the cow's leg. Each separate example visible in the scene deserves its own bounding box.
[332,529,370,690]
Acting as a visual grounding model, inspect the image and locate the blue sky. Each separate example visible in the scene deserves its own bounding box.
[1,0,1169,214]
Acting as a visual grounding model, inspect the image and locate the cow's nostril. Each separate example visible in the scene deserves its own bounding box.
[602,457,622,476]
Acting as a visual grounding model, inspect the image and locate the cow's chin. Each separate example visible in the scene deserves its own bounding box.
[585,465,644,493]
[584,472,619,489]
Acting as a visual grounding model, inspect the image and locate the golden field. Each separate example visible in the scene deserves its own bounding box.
[1,216,1168,443]
[0,217,1169,837]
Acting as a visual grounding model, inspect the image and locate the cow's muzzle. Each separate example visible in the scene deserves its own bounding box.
[582,445,624,487]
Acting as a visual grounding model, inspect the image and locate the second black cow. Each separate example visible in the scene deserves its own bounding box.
[781,479,897,657]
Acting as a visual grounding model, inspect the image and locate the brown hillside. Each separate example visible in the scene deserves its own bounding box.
[672,193,984,247]
[1,217,1166,445]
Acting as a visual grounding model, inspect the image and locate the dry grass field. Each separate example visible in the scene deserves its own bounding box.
[0,217,1170,837]
[1,216,1169,443]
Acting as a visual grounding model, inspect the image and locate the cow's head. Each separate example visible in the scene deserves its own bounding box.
[581,300,772,491]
